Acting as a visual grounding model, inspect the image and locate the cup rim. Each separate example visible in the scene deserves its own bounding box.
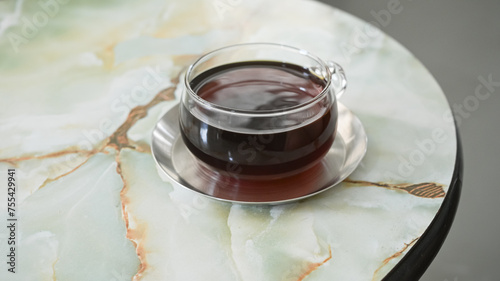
[184,42,333,117]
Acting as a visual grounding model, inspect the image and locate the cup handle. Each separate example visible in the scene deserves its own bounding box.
[327,61,347,99]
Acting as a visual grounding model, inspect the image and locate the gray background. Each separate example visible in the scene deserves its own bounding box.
[317,0,500,280]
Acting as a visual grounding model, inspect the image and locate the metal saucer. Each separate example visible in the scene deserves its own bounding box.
[151,103,367,205]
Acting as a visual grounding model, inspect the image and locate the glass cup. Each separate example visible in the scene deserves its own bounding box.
[179,43,347,178]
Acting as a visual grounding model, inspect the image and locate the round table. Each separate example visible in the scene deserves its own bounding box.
[0,0,461,280]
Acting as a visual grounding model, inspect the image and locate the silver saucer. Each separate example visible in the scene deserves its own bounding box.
[151,103,367,205]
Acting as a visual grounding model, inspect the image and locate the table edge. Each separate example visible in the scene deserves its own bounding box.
[383,126,463,281]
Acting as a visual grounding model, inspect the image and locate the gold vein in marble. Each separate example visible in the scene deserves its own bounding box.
[51,257,59,281]
[106,77,177,280]
[37,150,99,189]
[372,237,420,281]
[0,83,177,182]
[297,245,332,281]
[115,152,148,281]
[0,73,179,280]
[0,147,86,166]
[106,84,178,152]
[344,179,446,199]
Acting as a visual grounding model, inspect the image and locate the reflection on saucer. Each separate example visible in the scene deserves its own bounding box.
[152,103,367,205]
[193,156,341,202]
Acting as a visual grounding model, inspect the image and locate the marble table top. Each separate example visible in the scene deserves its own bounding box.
[0,0,458,280]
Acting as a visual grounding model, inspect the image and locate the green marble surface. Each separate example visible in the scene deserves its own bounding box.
[0,0,457,280]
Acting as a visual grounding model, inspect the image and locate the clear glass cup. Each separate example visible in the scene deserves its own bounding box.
[179,43,347,178]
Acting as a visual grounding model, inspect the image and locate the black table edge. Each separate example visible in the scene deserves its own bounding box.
[383,127,463,281]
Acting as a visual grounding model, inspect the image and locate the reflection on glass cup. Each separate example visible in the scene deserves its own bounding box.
[179,43,347,178]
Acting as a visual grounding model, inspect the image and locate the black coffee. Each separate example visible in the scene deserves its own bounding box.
[180,61,337,175]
